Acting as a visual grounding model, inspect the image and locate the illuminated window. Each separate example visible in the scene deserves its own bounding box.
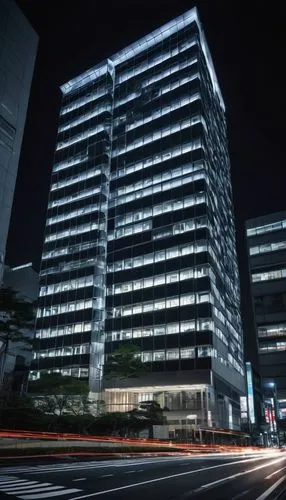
[167,350,179,360]
[107,241,207,273]
[45,221,102,243]
[59,104,110,133]
[181,348,195,359]
[197,346,216,358]
[51,167,101,191]
[38,299,93,318]
[252,269,286,283]
[258,323,286,338]
[247,220,286,237]
[259,341,286,353]
[142,352,152,362]
[60,88,107,116]
[56,124,105,151]
[48,186,101,209]
[110,164,205,208]
[249,241,286,256]
[153,351,165,361]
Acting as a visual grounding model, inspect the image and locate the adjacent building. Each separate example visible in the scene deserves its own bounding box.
[0,0,38,280]
[246,211,286,420]
[33,7,245,432]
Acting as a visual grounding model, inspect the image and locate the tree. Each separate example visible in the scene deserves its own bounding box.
[28,374,104,432]
[91,412,127,435]
[132,400,165,437]
[104,344,148,380]
[28,373,89,396]
[0,393,49,430]
[90,411,150,437]
[137,400,162,415]
[0,287,35,394]
[28,374,89,415]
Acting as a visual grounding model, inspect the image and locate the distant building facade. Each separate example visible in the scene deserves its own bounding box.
[246,211,286,419]
[0,0,38,280]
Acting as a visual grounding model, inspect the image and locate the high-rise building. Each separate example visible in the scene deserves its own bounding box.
[33,8,245,431]
[0,0,38,280]
[246,211,286,420]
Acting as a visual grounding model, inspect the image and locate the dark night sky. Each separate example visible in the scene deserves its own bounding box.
[6,1,286,294]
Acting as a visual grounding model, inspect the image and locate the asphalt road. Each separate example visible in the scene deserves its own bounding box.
[0,452,285,500]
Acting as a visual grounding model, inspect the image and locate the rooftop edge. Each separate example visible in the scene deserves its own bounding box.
[60,7,225,110]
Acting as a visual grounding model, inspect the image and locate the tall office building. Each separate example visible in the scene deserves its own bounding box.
[0,0,38,280]
[33,8,245,430]
[246,211,286,420]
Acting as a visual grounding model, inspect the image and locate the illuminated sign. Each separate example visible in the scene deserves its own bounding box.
[229,402,233,429]
[240,396,248,420]
[240,396,247,412]
[265,407,270,423]
[246,362,255,424]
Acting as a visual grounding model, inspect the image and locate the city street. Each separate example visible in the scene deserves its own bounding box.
[0,452,285,500]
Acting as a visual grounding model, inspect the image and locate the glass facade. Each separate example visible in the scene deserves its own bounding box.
[32,8,245,430]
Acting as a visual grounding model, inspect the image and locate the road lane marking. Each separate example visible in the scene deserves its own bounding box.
[10,459,185,476]
[0,458,179,473]
[198,457,286,491]
[114,459,183,467]
[5,458,183,475]
[7,485,64,494]
[18,489,82,499]
[25,464,111,474]
[0,479,31,486]
[124,469,143,473]
[0,482,43,491]
[255,475,286,500]
[18,465,116,475]
[73,478,87,482]
[99,474,114,478]
[265,466,286,479]
[124,470,143,473]
[231,490,250,499]
[0,476,18,481]
[68,456,280,500]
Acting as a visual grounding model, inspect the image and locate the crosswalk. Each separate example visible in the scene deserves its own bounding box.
[0,476,82,499]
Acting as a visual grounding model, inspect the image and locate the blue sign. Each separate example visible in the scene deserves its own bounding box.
[246,362,255,424]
